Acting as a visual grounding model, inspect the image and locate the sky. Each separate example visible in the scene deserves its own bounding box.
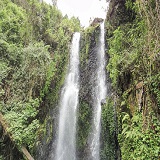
[43,0,109,27]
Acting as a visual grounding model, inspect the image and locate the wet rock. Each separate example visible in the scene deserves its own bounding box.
[101,99,106,106]
[90,18,104,27]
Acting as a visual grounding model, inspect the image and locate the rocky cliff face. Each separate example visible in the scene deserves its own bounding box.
[79,26,100,106]
[77,18,120,159]
[77,24,101,159]
[106,0,135,38]
[105,0,160,159]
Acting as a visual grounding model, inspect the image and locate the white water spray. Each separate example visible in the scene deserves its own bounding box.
[90,22,107,160]
[55,32,80,160]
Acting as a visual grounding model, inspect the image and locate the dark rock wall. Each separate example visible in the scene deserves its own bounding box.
[106,0,135,38]
[78,18,119,159]
[77,25,101,159]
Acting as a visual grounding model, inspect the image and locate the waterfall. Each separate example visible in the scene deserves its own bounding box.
[55,32,80,160]
[90,22,107,160]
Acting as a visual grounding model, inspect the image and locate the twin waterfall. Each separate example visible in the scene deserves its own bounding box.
[55,23,107,160]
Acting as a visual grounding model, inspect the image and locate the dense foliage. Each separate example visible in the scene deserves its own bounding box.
[101,98,118,160]
[0,0,80,159]
[119,111,160,159]
[106,0,160,159]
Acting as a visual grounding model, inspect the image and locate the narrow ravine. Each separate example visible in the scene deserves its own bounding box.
[54,32,80,160]
[90,22,107,160]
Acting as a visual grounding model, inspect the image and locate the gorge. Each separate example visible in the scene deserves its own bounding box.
[0,0,160,160]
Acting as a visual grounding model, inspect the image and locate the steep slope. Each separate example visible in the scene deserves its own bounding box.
[0,0,80,159]
[78,20,120,159]
[105,0,160,159]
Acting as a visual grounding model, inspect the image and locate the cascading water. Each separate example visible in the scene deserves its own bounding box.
[54,32,80,160]
[90,22,107,160]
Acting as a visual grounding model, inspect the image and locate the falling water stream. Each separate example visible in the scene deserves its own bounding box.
[90,22,107,160]
[55,32,80,160]
[54,22,106,160]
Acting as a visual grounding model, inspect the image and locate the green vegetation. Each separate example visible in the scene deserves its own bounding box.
[0,0,80,158]
[77,102,92,153]
[101,98,117,160]
[107,20,146,87]
[4,99,40,149]
[119,111,160,160]
[80,25,100,66]
[106,0,160,159]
